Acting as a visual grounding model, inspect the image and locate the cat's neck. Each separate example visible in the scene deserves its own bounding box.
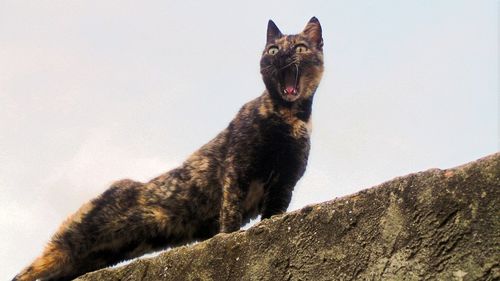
[261,91,314,122]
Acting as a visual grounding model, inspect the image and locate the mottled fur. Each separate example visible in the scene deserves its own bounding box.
[13,17,323,281]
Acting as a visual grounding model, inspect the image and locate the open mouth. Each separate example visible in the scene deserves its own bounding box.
[279,65,300,101]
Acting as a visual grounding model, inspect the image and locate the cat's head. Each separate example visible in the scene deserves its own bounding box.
[260,17,324,103]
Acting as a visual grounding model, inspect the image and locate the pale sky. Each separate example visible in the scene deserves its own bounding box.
[0,1,498,279]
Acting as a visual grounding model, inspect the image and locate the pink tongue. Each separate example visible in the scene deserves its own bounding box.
[285,86,297,95]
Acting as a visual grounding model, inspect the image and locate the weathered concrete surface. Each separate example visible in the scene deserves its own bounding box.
[77,153,500,281]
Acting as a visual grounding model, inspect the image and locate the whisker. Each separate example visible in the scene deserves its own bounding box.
[260,65,274,74]
[278,58,300,71]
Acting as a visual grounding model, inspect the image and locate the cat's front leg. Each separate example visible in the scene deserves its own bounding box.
[261,178,296,219]
[219,170,246,233]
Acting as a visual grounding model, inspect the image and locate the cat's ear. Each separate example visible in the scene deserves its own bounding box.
[303,17,323,49]
[267,20,283,43]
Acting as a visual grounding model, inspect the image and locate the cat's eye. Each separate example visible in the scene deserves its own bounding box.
[295,44,308,53]
[267,46,279,55]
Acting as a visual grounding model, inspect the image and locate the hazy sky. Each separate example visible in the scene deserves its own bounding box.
[0,1,497,279]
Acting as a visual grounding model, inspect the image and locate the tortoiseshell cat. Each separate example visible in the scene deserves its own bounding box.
[13,17,323,281]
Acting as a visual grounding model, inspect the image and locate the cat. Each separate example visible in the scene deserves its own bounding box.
[13,17,323,281]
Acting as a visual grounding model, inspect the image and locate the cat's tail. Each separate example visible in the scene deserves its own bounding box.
[11,241,72,281]
[11,178,149,281]
[11,198,97,281]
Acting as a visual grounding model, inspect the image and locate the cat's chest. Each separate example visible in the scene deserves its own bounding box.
[256,115,311,170]
[288,116,312,139]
